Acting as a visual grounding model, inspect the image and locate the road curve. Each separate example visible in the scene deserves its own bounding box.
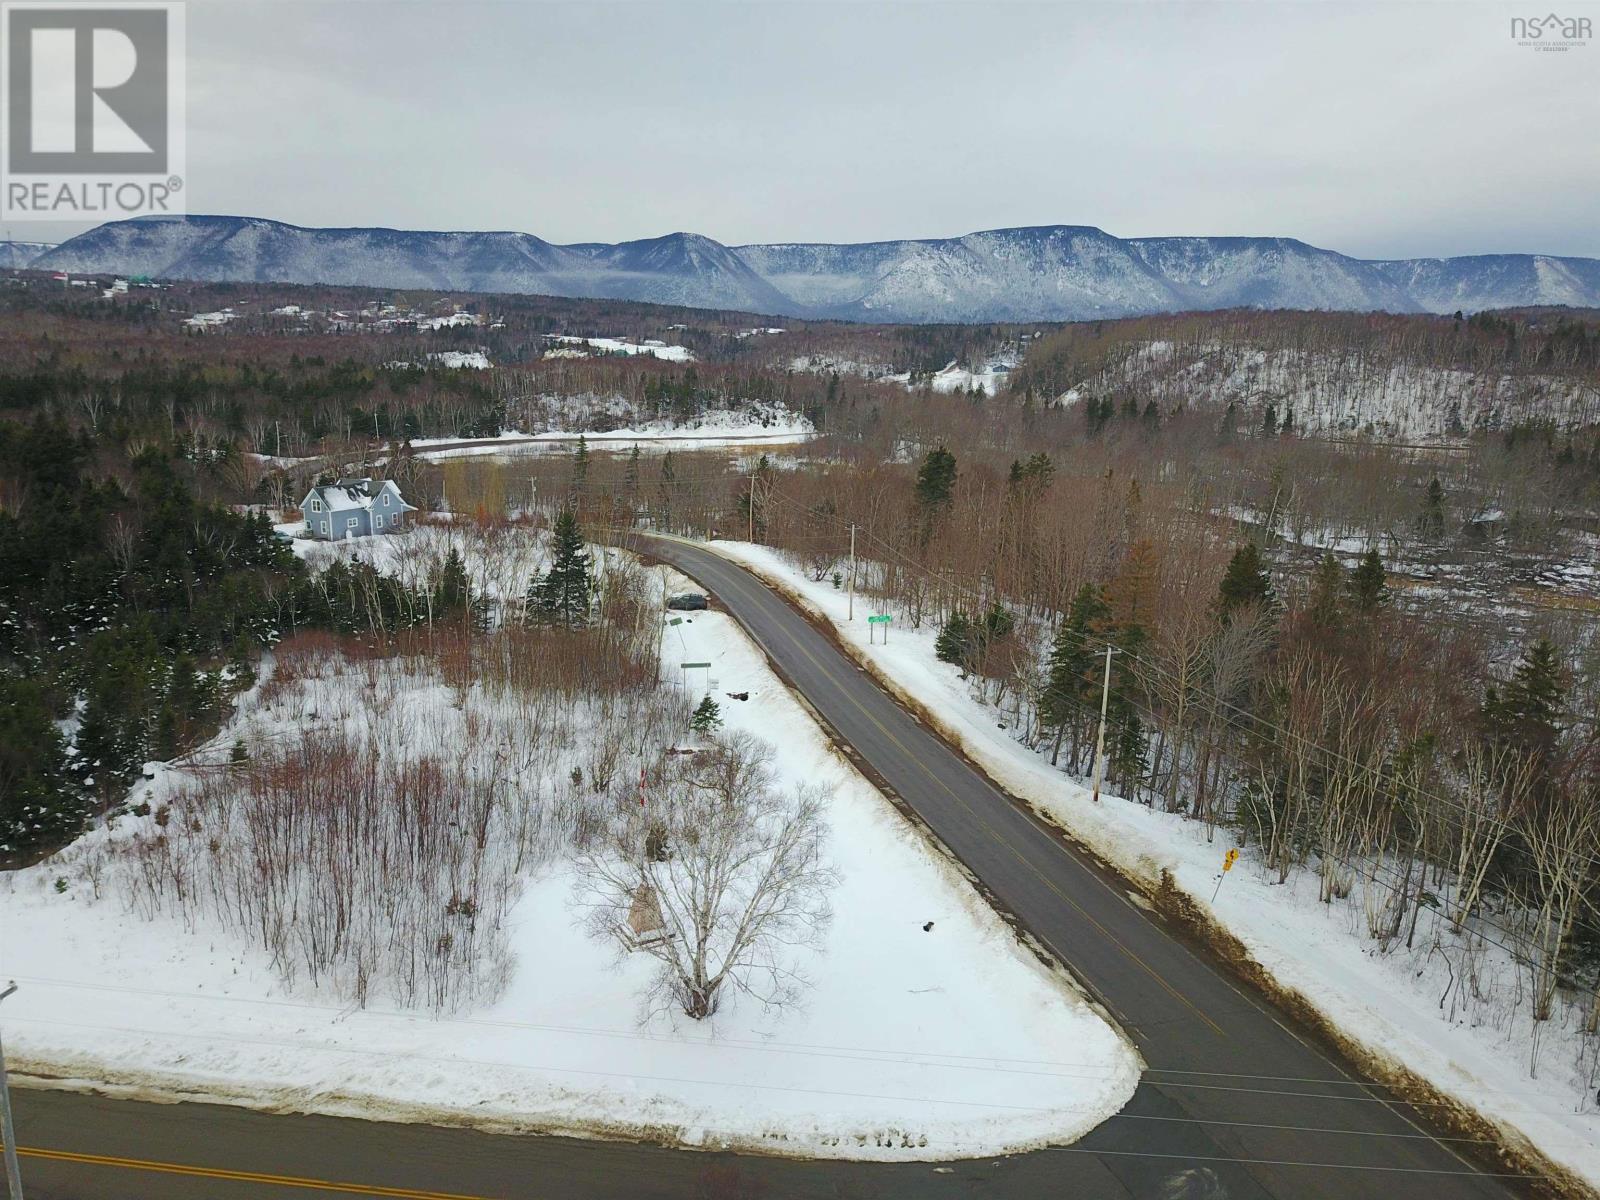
[8,537,1534,1200]
[638,533,1528,1200]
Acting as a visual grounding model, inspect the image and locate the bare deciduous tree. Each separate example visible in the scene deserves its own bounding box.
[576,731,838,1020]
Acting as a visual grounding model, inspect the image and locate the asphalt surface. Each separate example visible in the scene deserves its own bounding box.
[635,535,1529,1200]
[6,536,1537,1199]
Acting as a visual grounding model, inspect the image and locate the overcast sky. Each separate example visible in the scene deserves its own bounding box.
[29,1,1600,258]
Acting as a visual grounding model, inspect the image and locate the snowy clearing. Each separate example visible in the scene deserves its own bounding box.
[0,544,1137,1160]
[407,407,817,461]
[546,335,694,363]
[710,539,1600,1188]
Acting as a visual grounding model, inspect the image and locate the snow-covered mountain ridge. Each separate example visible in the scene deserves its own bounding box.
[28,215,1600,323]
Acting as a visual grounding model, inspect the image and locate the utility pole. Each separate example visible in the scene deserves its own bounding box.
[847,524,856,621]
[275,420,281,458]
[0,980,21,1200]
[1090,645,1116,804]
[747,474,756,543]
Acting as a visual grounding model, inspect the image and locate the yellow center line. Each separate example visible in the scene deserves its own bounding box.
[691,544,1229,1040]
[15,1144,502,1199]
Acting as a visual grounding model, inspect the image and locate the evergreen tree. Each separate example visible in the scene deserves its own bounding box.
[915,446,958,510]
[1306,552,1345,629]
[935,611,973,667]
[530,506,593,627]
[1141,400,1160,434]
[1490,638,1565,769]
[623,444,642,515]
[569,435,590,505]
[1216,543,1274,621]
[1347,549,1388,613]
[691,695,723,734]
[1041,584,1108,763]
[0,675,85,859]
[656,450,677,529]
[1419,477,1445,537]
[1261,404,1278,438]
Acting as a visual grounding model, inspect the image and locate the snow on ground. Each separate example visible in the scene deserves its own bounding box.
[276,518,543,606]
[710,540,1600,1187]
[184,308,237,328]
[426,349,491,369]
[546,335,694,363]
[927,361,1012,396]
[789,354,1016,396]
[417,312,481,331]
[386,349,492,370]
[0,555,1137,1160]
[409,406,817,461]
[789,354,898,380]
[1082,340,1600,439]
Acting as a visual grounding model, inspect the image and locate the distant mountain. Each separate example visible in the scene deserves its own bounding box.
[0,239,55,269]
[26,216,1600,323]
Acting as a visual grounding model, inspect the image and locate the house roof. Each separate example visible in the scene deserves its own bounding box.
[303,477,414,514]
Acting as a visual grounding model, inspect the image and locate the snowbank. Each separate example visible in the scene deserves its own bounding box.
[0,563,1137,1160]
[709,539,1600,1188]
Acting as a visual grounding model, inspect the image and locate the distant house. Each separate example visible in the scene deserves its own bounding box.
[300,478,415,540]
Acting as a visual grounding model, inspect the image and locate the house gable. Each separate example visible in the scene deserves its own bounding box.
[299,478,412,540]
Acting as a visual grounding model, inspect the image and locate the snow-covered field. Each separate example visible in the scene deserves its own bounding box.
[546,335,694,363]
[0,541,1137,1160]
[709,540,1600,1188]
[409,403,816,460]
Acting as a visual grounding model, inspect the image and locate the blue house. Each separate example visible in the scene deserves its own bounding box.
[300,478,415,540]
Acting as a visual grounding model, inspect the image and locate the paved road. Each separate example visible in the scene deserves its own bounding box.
[7,537,1536,1199]
[636,534,1530,1200]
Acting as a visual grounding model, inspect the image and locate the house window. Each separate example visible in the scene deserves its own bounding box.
[374,514,384,529]
[309,499,322,512]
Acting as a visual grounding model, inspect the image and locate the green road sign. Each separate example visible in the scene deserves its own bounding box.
[668,617,684,626]
[867,615,891,624]
[681,661,711,669]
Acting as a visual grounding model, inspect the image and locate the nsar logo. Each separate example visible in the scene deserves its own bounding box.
[1511,11,1592,51]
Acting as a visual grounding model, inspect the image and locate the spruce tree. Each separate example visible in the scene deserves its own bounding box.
[433,547,471,615]
[1348,549,1388,613]
[1216,544,1274,621]
[623,444,642,514]
[915,446,958,510]
[530,506,593,627]
[1495,638,1565,767]
[935,611,973,667]
[691,695,723,734]
[1306,552,1345,629]
[570,434,590,504]
[1420,477,1445,537]
[1041,584,1108,760]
